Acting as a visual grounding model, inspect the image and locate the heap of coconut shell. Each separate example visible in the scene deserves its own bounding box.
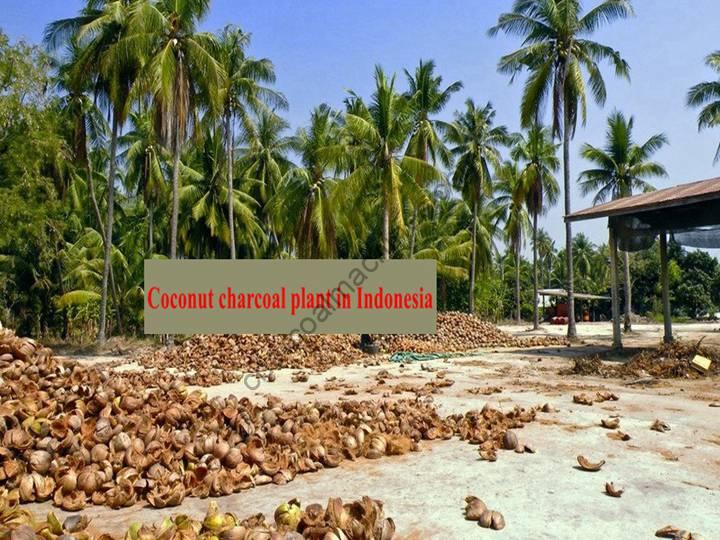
[0,488,396,539]
[138,312,569,382]
[449,404,539,461]
[0,328,539,512]
[0,330,425,511]
[376,312,569,353]
[139,333,363,377]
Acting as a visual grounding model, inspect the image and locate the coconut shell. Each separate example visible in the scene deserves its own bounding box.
[491,511,505,530]
[605,482,624,498]
[0,326,545,512]
[573,394,593,406]
[601,418,620,429]
[28,450,51,474]
[478,510,494,528]
[651,419,671,433]
[464,497,487,521]
[577,455,605,472]
[502,431,518,450]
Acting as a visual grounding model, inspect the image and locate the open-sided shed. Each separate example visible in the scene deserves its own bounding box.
[566,176,720,349]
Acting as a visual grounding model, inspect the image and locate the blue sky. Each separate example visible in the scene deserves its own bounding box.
[4,0,720,251]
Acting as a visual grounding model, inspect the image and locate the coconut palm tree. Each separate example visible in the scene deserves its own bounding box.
[589,243,610,295]
[578,110,667,331]
[441,100,510,312]
[179,129,264,258]
[572,233,595,276]
[496,161,531,323]
[490,0,633,337]
[127,0,224,259]
[687,51,720,162]
[340,66,441,260]
[120,109,168,255]
[571,233,596,302]
[53,44,109,231]
[46,0,139,342]
[52,44,131,335]
[535,228,556,287]
[404,60,462,256]
[216,25,286,259]
[236,110,294,254]
[58,228,114,310]
[414,198,472,309]
[270,104,343,258]
[511,125,559,328]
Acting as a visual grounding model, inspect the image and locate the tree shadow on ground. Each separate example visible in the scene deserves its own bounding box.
[502,345,646,364]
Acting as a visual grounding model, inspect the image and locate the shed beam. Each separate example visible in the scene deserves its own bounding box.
[659,232,673,343]
[608,226,622,350]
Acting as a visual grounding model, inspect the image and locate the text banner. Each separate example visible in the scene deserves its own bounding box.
[144,259,436,334]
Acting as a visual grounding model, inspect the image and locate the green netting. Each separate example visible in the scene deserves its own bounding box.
[389,350,485,362]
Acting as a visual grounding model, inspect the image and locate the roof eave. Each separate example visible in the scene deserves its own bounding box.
[565,192,720,223]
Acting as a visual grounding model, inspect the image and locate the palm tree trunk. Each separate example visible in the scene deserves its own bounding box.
[86,156,103,242]
[170,121,181,260]
[382,199,390,260]
[563,103,577,338]
[54,238,67,340]
[226,112,236,259]
[148,202,154,255]
[515,242,521,324]
[469,197,478,313]
[533,211,539,329]
[623,250,632,332]
[98,116,119,344]
[548,255,553,287]
[88,147,123,336]
[409,207,417,258]
[408,142,427,259]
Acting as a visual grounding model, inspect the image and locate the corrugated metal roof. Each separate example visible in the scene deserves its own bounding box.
[565,176,720,222]
[538,288,610,300]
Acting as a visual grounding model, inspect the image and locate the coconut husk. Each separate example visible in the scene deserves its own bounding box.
[564,341,720,379]
[0,491,399,539]
[0,327,545,512]
[134,313,569,385]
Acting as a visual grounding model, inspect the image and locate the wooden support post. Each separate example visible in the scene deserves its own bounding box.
[659,232,673,343]
[609,226,622,350]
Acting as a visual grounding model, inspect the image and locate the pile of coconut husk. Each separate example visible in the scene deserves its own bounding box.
[563,355,606,377]
[0,490,397,539]
[376,312,569,354]
[564,340,719,379]
[450,403,540,461]
[138,333,364,377]
[0,342,435,510]
[0,328,538,512]
[0,330,52,363]
[138,312,568,381]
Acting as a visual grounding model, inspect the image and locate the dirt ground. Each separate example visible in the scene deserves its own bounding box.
[32,322,720,539]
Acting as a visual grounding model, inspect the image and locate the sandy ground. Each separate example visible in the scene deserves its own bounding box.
[30,322,720,539]
[498,320,720,346]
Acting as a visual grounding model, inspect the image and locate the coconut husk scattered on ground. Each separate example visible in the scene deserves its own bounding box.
[0,489,397,539]
[562,340,719,379]
[0,328,540,512]
[467,386,503,396]
[449,403,540,462]
[464,496,505,530]
[137,312,569,383]
[370,373,455,397]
